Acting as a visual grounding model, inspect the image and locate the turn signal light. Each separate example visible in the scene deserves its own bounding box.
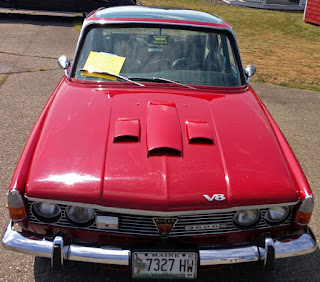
[8,206,26,220]
[296,210,312,225]
[7,189,26,221]
[296,196,314,225]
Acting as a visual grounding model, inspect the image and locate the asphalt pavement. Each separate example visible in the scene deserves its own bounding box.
[0,9,319,282]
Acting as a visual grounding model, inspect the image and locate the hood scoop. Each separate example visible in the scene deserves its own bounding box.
[114,119,140,143]
[147,101,182,157]
[148,147,181,157]
[186,121,214,145]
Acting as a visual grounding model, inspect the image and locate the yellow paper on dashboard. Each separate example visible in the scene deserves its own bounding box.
[81,51,126,80]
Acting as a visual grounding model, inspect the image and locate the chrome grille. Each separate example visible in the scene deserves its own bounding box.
[28,201,293,237]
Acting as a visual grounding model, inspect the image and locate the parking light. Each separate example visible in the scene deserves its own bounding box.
[296,195,314,225]
[7,189,26,221]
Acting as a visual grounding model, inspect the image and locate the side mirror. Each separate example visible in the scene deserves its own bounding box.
[58,55,70,76]
[244,65,256,84]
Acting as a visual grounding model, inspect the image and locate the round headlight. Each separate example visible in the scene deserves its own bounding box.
[265,206,289,225]
[32,202,61,223]
[66,206,95,226]
[233,209,261,228]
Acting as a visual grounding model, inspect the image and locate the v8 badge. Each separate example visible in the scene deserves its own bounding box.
[203,194,226,201]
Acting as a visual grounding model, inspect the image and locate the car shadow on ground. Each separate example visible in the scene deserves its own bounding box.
[33,248,319,282]
[0,12,83,27]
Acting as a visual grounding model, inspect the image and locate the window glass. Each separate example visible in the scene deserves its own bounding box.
[73,26,243,87]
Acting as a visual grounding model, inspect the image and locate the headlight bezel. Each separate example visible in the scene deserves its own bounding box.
[31,201,62,223]
[66,205,96,227]
[233,209,261,229]
[264,206,290,225]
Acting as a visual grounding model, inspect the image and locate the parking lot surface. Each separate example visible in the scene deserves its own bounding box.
[0,10,319,281]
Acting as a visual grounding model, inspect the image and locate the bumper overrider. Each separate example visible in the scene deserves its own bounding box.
[2,221,317,270]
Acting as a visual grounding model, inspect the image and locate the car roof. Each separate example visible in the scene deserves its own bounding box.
[86,6,232,29]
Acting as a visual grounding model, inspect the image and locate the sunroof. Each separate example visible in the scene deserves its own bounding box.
[94,6,225,25]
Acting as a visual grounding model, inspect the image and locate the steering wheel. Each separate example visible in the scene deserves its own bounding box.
[143,59,171,72]
[171,58,188,70]
[183,63,205,70]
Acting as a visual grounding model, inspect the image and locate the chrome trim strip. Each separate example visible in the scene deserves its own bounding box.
[2,222,53,258]
[263,237,275,269]
[2,221,130,266]
[25,196,299,217]
[274,231,317,258]
[200,246,261,266]
[52,236,64,267]
[66,245,130,265]
[199,228,317,266]
[2,221,316,267]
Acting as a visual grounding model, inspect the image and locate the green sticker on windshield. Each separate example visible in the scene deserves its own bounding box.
[153,36,167,44]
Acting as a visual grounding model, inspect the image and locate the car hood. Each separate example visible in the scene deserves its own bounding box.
[26,81,299,211]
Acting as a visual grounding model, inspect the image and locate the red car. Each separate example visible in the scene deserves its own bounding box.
[2,6,316,279]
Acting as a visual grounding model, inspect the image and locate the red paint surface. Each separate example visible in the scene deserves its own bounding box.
[146,101,182,154]
[9,78,64,194]
[305,0,320,25]
[186,121,214,143]
[23,80,303,211]
[114,118,140,142]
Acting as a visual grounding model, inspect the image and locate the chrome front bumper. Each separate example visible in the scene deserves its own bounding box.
[2,221,317,268]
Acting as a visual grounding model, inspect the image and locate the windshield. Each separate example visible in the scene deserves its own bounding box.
[73,26,243,87]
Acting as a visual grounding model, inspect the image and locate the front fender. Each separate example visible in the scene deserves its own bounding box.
[251,87,312,200]
[9,77,66,195]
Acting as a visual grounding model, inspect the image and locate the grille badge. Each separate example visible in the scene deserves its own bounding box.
[153,218,178,239]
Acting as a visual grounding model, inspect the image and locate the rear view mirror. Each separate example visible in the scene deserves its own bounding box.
[244,65,256,84]
[58,55,70,76]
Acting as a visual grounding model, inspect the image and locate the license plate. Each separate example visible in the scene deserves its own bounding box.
[132,252,197,279]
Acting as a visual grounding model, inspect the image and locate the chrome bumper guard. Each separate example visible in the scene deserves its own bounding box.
[2,221,317,268]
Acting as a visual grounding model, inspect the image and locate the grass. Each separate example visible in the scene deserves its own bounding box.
[75,1,320,91]
[0,74,8,86]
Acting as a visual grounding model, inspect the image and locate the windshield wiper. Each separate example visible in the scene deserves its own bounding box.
[79,69,145,87]
[128,76,196,89]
